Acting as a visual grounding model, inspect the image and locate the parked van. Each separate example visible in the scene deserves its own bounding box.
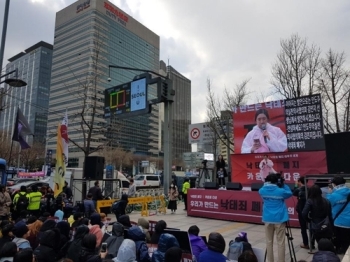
[134,174,161,188]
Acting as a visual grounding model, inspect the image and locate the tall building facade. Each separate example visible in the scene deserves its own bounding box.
[47,0,160,167]
[159,61,191,166]
[0,41,53,143]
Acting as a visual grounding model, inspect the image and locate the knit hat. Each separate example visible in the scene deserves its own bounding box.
[207,232,226,253]
[13,221,29,238]
[238,232,248,242]
[318,238,336,253]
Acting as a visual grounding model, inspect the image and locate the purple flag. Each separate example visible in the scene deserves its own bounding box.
[12,108,33,149]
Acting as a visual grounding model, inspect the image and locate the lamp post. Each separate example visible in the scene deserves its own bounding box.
[0,0,10,72]
[0,69,27,87]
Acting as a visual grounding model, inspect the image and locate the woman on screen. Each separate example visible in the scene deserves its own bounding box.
[241,108,287,153]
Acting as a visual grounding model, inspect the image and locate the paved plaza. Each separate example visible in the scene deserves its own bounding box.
[107,201,347,262]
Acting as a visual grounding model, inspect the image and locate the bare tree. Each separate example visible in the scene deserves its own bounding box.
[99,146,133,172]
[271,34,321,98]
[206,78,250,152]
[0,129,13,162]
[20,142,45,171]
[318,49,350,133]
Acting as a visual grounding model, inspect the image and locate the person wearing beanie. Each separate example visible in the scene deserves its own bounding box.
[312,238,340,262]
[188,225,207,261]
[199,232,227,262]
[164,247,182,262]
[12,221,31,250]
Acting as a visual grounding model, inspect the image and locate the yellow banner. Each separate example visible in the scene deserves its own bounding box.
[54,123,66,197]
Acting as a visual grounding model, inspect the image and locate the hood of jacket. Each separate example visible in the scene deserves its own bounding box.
[112,222,124,237]
[118,215,132,228]
[312,251,340,262]
[137,218,149,230]
[207,232,225,253]
[157,233,179,253]
[40,219,56,232]
[74,225,90,240]
[40,229,61,248]
[114,239,136,262]
[127,226,146,242]
[56,221,70,239]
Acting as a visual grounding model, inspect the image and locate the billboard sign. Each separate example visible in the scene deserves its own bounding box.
[233,94,325,154]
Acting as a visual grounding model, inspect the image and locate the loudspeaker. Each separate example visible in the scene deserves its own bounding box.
[251,183,264,191]
[226,182,243,191]
[84,156,105,180]
[204,182,219,190]
[325,132,350,174]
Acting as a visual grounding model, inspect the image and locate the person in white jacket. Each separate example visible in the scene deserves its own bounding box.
[241,108,287,154]
[259,155,276,181]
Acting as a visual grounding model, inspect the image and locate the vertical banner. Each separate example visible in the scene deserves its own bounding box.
[54,123,66,197]
[46,149,53,176]
[231,151,327,185]
[105,165,114,197]
[61,111,69,166]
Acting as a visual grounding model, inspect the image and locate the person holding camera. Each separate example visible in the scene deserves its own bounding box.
[258,173,292,262]
[327,176,350,254]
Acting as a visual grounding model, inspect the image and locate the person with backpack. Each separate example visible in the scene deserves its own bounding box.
[127,226,150,262]
[327,176,350,254]
[112,194,128,221]
[226,232,253,261]
[27,186,42,217]
[188,225,207,261]
[13,186,29,220]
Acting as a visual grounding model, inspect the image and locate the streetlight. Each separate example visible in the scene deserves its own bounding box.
[0,69,27,87]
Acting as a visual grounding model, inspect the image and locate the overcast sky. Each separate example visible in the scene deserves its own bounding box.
[1,0,350,124]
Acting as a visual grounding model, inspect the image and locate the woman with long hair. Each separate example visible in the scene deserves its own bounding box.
[302,185,333,245]
[167,181,178,214]
[27,219,43,249]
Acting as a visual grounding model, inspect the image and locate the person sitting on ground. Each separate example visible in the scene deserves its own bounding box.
[152,233,179,262]
[112,194,128,221]
[114,239,137,262]
[237,250,258,262]
[199,232,227,262]
[105,222,124,259]
[66,225,90,262]
[13,249,34,262]
[56,221,71,251]
[12,221,31,250]
[150,220,167,244]
[89,213,103,248]
[0,221,14,251]
[312,238,340,262]
[227,232,253,261]
[164,247,182,262]
[127,226,150,262]
[26,219,43,249]
[71,212,83,229]
[137,218,151,243]
[84,193,97,219]
[33,228,61,262]
[36,219,56,248]
[188,225,207,261]
[0,241,18,262]
[79,234,107,262]
[118,215,132,230]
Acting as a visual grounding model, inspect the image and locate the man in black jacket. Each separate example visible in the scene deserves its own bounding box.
[88,181,103,208]
[293,176,309,249]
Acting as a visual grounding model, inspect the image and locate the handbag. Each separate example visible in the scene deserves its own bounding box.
[311,199,333,238]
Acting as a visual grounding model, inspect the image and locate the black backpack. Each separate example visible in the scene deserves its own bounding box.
[16,192,29,211]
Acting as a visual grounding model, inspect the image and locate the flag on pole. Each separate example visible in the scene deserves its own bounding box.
[12,108,33,149]
[54,111,69,196]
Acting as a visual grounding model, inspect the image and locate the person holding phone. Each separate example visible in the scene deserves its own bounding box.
[241,108,287,154]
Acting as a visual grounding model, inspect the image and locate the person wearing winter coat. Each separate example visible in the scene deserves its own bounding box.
[66,225,90,262]
[0,185,12,221]
[152,233,179,262]
[327,175,350,254]
[12,221,31,250]
[188,225,207,261]
[227,231,254,261]
[113,239,137,262]
[0,222,14,251]
[105,223,124,259]
[199,232,227,262]
[56,221,71,251]
[35,220,56,248]
[312,238,340,262]
[118,215,132,229]
[0,242,17,262]
[79,234,106,262]
[302,185,333,244]
[150,220,167,245]
[258,173,292,262]
[127,226,150,262]
[113,194,129,221]
[33,228,61,262]
[137,218,151,243]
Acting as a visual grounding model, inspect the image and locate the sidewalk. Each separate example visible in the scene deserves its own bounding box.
[107,201,345,262]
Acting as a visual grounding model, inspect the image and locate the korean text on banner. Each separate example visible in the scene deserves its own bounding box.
[54,123,66,197]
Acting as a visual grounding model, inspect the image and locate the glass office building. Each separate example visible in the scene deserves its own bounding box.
[47,0,160,167]
[0,41,53,144]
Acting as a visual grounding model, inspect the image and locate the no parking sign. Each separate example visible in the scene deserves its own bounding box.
[188,123,213,144]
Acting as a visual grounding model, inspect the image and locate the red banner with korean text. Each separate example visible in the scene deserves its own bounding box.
[231,151,327,185]
[187,189,299,227]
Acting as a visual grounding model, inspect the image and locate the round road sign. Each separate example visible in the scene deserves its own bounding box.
[190,128,200,139]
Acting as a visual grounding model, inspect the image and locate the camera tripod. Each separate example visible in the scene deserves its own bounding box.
[196,165,211,188]
[264,221,297,262]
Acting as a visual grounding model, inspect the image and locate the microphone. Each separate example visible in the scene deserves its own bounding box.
[261,124,267,143]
